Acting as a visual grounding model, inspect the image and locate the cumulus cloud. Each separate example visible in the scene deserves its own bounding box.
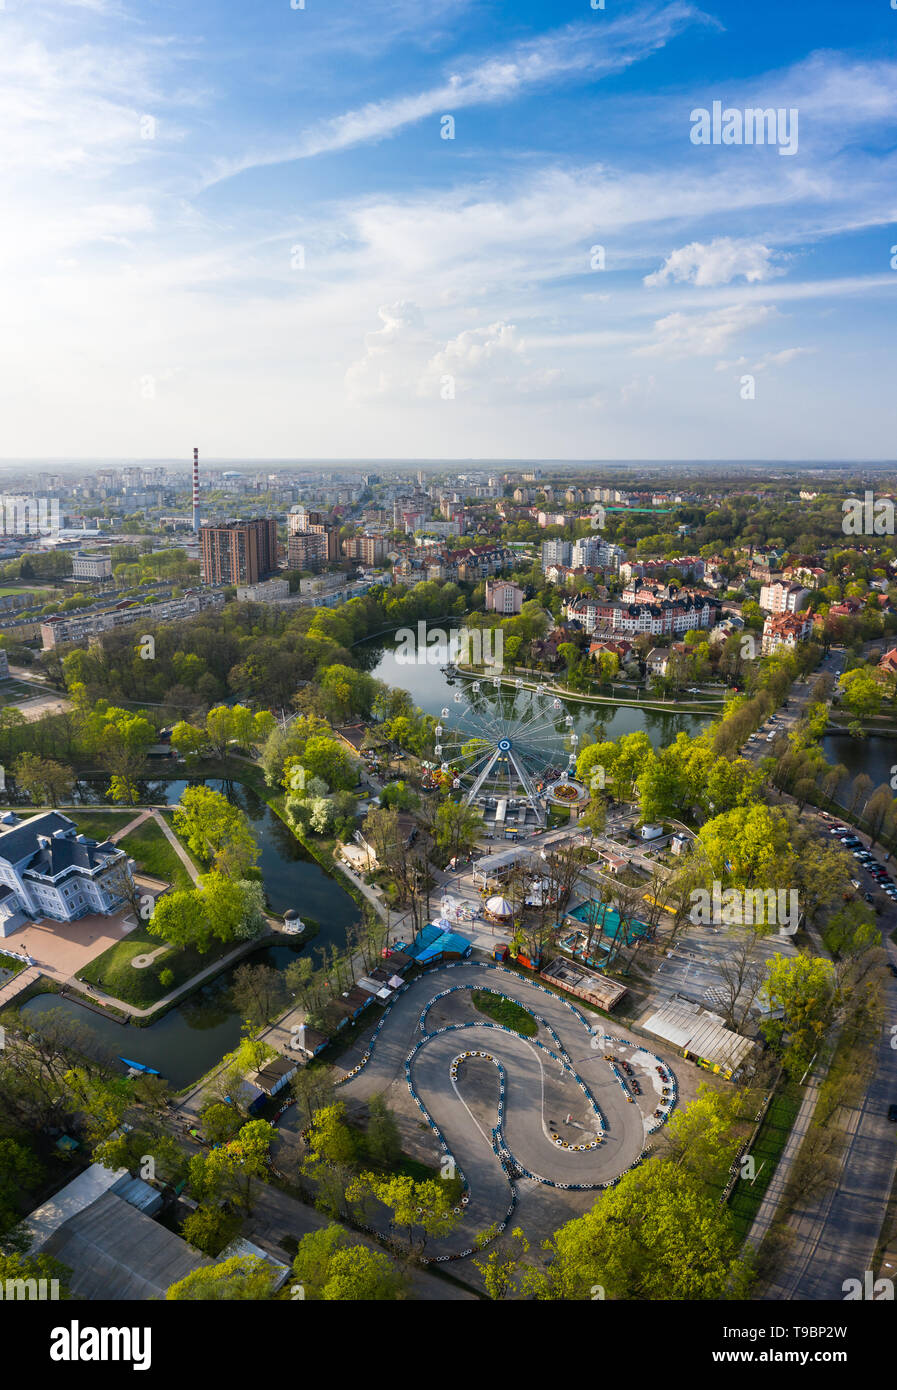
[344,301,432,401]
[644,238,783,288]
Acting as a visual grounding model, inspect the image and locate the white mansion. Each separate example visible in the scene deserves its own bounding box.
[0,811,134,936]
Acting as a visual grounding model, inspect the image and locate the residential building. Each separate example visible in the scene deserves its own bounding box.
[759,579,810,614]
[200,517,277,586]
[287,530,328,572]
[342,534,387,565]
[761,611,814,655]
[236,578,291,602]
[485,579,524,614]
[564,594,720,637]
[620,556,705,584]
[541,539,572,569]
[40,591,224,650]
[877,648,897,679]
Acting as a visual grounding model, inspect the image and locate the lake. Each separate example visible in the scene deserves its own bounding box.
[366,629,713,752]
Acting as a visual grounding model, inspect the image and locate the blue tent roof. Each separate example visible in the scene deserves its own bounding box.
[408,924,472,962]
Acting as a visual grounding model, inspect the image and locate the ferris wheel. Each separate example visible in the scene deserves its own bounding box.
[433,677,579,828]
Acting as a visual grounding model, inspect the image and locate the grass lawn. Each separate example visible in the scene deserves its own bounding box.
[119,817,195,891]
[728,1079,803,1242]
[472,989,538,1037]
[0,952,27,977]
[67,811,136,841]
[77,919,239,1009]
[0,680,46,705]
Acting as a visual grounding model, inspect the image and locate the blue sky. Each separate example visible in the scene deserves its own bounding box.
[3,0,896,460]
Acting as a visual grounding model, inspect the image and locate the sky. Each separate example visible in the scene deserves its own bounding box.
[2,0,896,462]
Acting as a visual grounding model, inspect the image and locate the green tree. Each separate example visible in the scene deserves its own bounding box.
[0,1138,43,1233]
[365,1094,402,1167]
[345,1172,461,1255]
[188,1120,273,1216]
[839,668,882,720]
[435,798,484,860]
[291,1225,407,1301]
[0,1250,71,1300]
[301,735,358,791]
[761,953,838,1077]
[662,1085,743,1189]
[180,1205,242,1257]
[166,1254,275,1301]
[173,786,258,877]
[473,1225,530,1300]
[526,1161,752,1300]
[11,753,74,807]
[170,720,208,762]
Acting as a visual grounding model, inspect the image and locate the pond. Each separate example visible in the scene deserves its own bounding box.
[20,941,307,1090]
[16,779,362,1089]
[821,733,897,800]
[365,628,713,750]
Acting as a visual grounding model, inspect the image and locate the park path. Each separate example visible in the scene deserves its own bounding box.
[0,965,40,1010]
[149,808,201,884]
[109,809,152,841]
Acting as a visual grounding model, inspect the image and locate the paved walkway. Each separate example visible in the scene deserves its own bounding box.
[150,808,201,884]
[110,809,152,842]
[0,965,40,1010]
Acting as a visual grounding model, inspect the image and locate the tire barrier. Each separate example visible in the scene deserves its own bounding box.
[326,959,679,1260]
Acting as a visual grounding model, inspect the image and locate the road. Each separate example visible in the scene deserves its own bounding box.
[735,644,897,1295]
[758,943,897,1300]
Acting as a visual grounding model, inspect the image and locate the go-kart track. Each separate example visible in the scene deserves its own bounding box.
[333,962,679,1262]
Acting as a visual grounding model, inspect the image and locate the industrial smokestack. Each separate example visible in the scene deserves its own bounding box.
[192,446,200,532]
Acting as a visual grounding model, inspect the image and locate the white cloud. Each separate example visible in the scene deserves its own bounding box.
[638,303,776,357]
[644,238,783,288]
[202,2,705,186]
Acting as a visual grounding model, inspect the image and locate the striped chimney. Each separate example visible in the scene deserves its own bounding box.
[192,446,200,532]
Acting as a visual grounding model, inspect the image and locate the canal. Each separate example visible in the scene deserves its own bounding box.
[19,778,361,1089]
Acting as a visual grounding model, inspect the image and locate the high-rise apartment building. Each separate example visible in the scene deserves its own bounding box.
[287,531,327,572]
[200,518,278,586]
[342,534,387,565]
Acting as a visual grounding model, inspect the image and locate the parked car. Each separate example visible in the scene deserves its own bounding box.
[888,1105,897,1123]
[888,962,897,977]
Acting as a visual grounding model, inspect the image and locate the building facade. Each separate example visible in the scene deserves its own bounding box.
[0,811,135,935]
[72,554,113,581]
[41,591,224,649]
[485,579,525,614]
[200,518,278,586]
